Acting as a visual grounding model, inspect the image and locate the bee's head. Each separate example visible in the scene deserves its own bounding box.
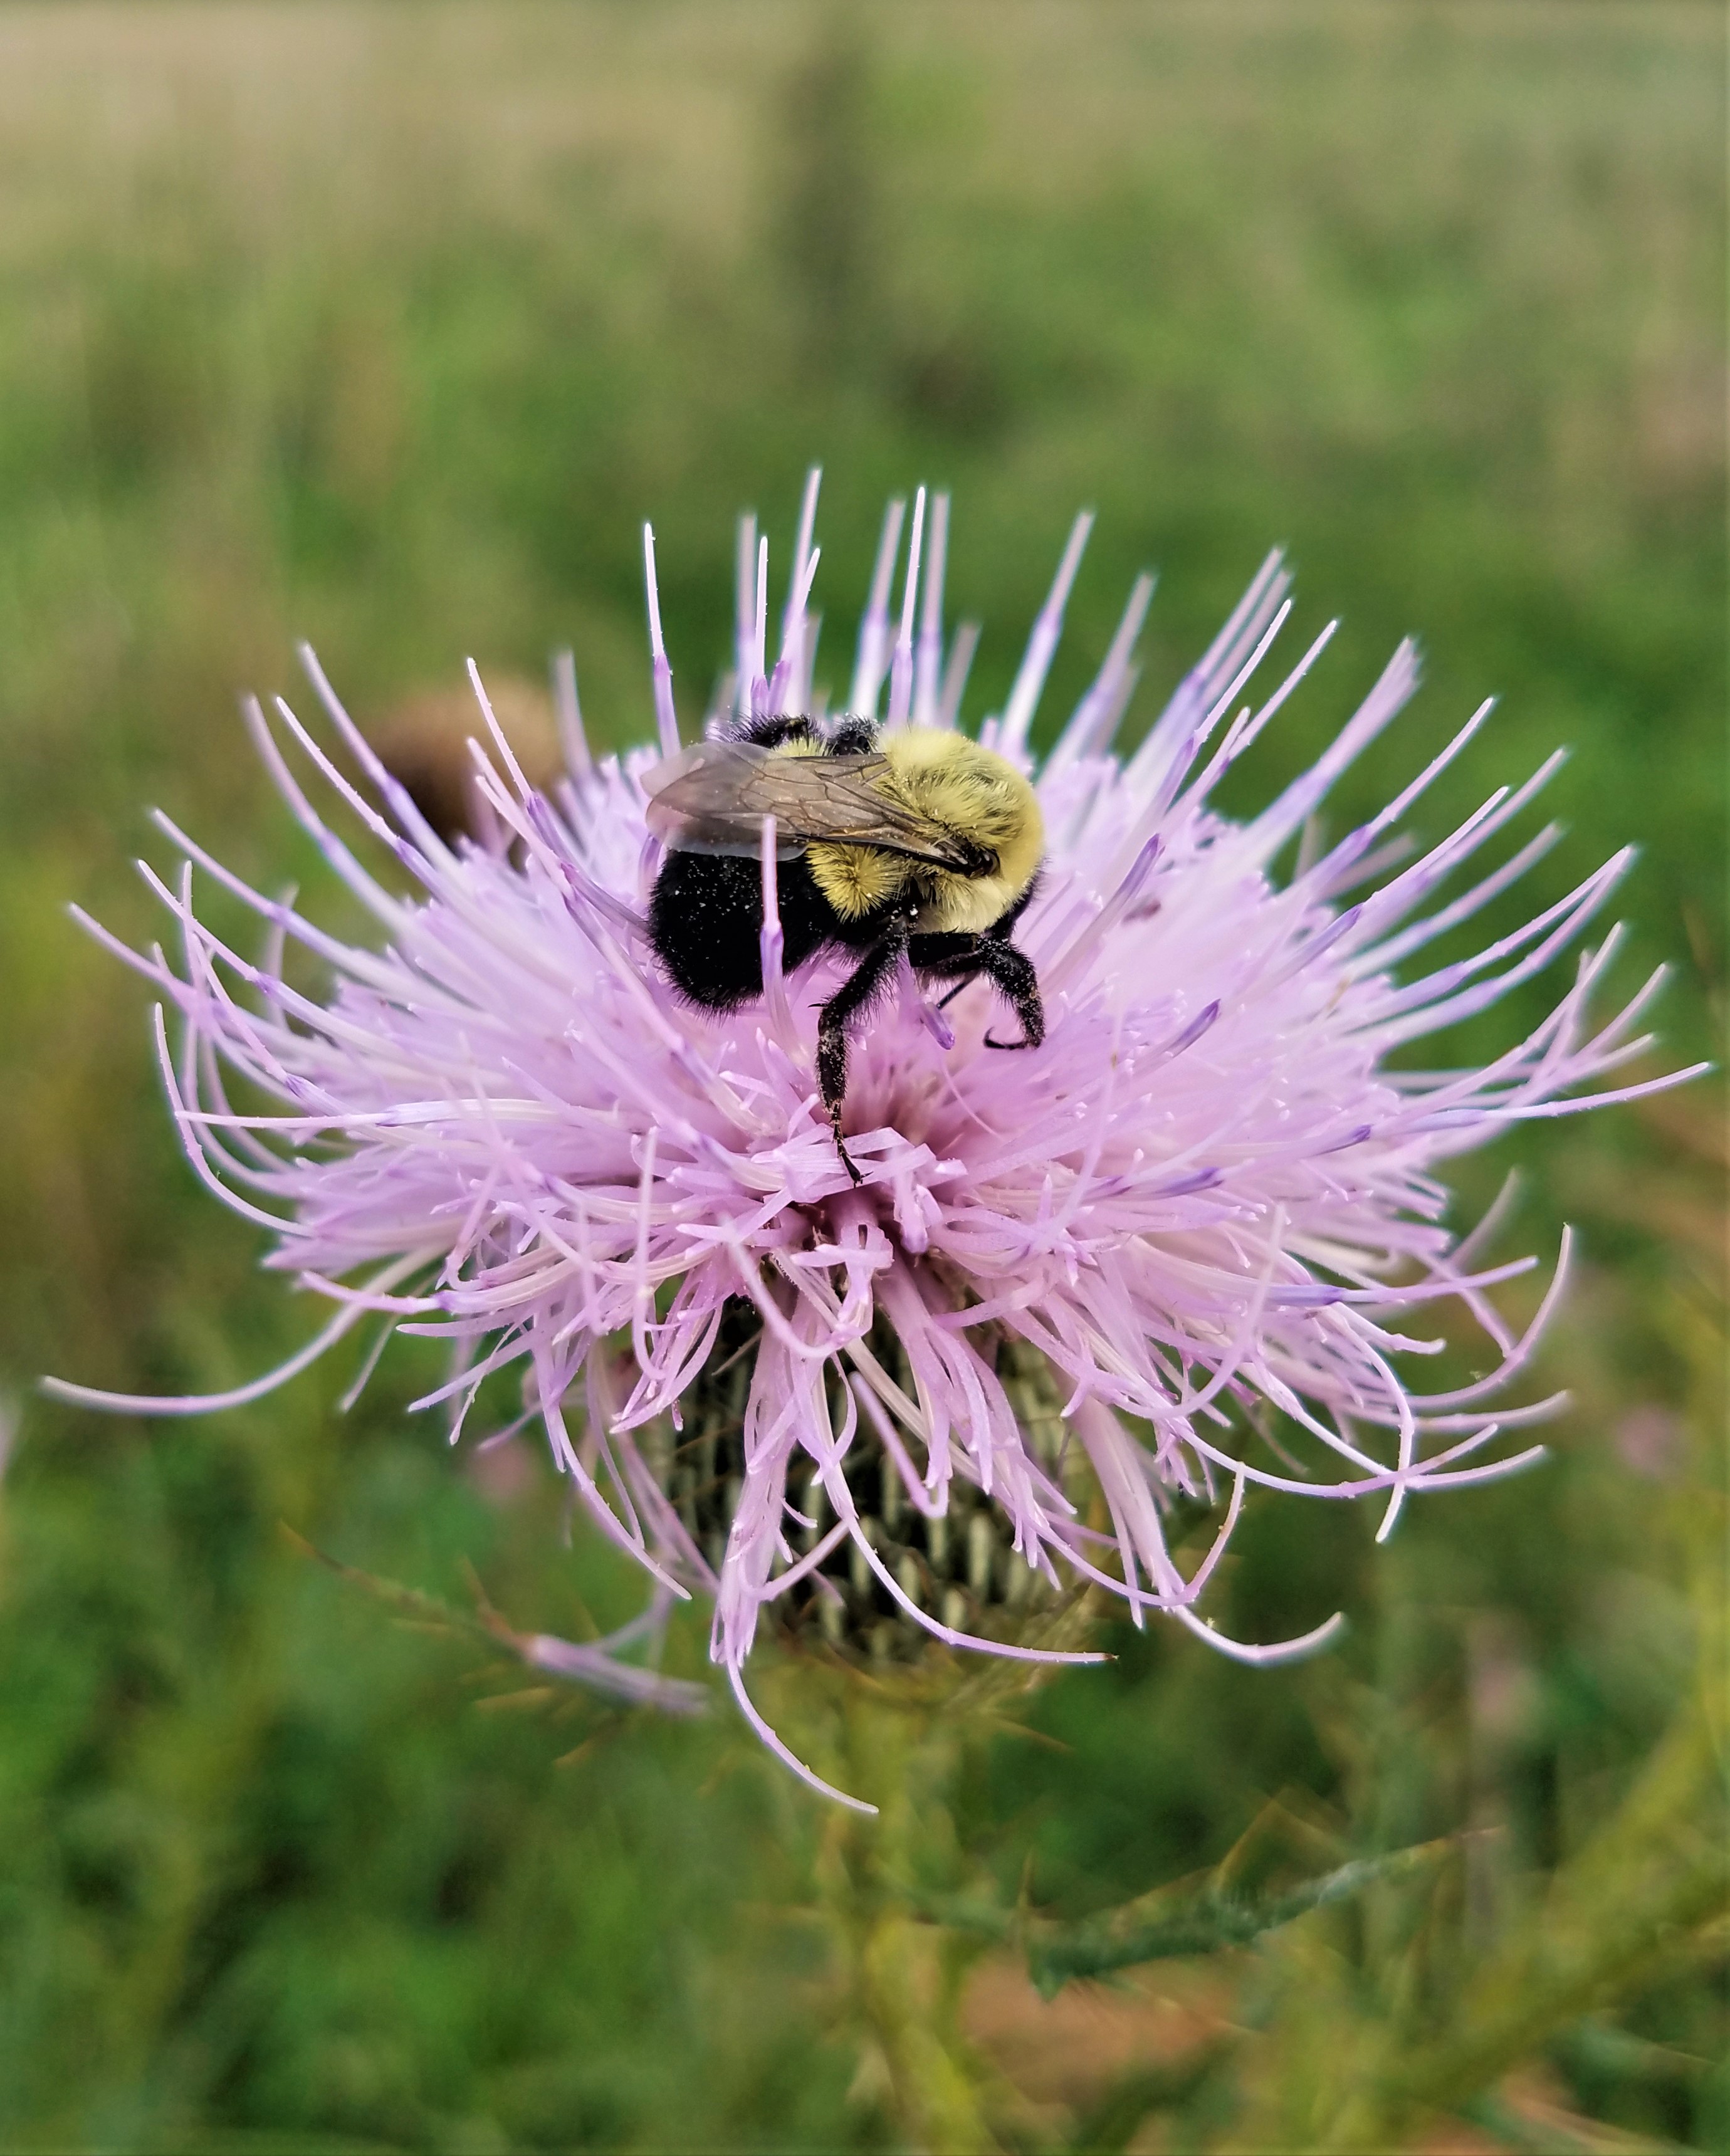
[881,729,1044,913]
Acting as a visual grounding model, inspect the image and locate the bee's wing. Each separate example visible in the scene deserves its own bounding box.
[642,741,978,869]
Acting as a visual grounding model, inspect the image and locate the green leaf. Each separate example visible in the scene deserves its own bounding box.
[909,1827,1461,1999]
[1023,1835,1459,1997]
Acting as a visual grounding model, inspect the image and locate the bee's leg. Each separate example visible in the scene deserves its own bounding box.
[912,933,1044,1052]
[815,923,908,1184]
[929,874,1044,1008]
[735,714,817,750]
[976,939,1044,1051]
[911,931,983,1012]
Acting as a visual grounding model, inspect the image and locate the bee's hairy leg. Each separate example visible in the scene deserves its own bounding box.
[829,1111,863,1185]
[824,718,878,756]
[815,921,909,1185]
[912,932,1045,1052]
[916,937,990,1015]
[735,714,817,750]
[980,934,1044,1050]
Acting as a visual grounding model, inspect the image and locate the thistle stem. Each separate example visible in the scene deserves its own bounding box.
[812,1685,1002,2153]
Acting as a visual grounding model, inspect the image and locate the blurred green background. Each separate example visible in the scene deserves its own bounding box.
[0,3,1722,2148]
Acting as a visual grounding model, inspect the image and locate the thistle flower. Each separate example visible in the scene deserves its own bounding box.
[49,472,1697,1807]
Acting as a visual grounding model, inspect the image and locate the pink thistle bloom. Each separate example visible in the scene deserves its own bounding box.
[48,473,1700,1808]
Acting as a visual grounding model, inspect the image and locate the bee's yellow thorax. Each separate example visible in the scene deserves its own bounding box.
[792,728,1043,934]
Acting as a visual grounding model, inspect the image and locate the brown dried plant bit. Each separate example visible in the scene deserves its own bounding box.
[365,674,562,844]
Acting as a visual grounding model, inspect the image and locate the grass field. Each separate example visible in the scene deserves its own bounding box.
[0,4,1722,2148]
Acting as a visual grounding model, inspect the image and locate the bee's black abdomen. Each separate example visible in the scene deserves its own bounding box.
[648,849,839,1011]
[649,852,766,1009]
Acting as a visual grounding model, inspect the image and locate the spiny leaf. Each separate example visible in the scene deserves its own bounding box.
[910,1831,1463,1997]
[1023,1835,1462,1996]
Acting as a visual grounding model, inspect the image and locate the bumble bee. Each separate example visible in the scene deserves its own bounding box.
[644,714,1045,1182]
